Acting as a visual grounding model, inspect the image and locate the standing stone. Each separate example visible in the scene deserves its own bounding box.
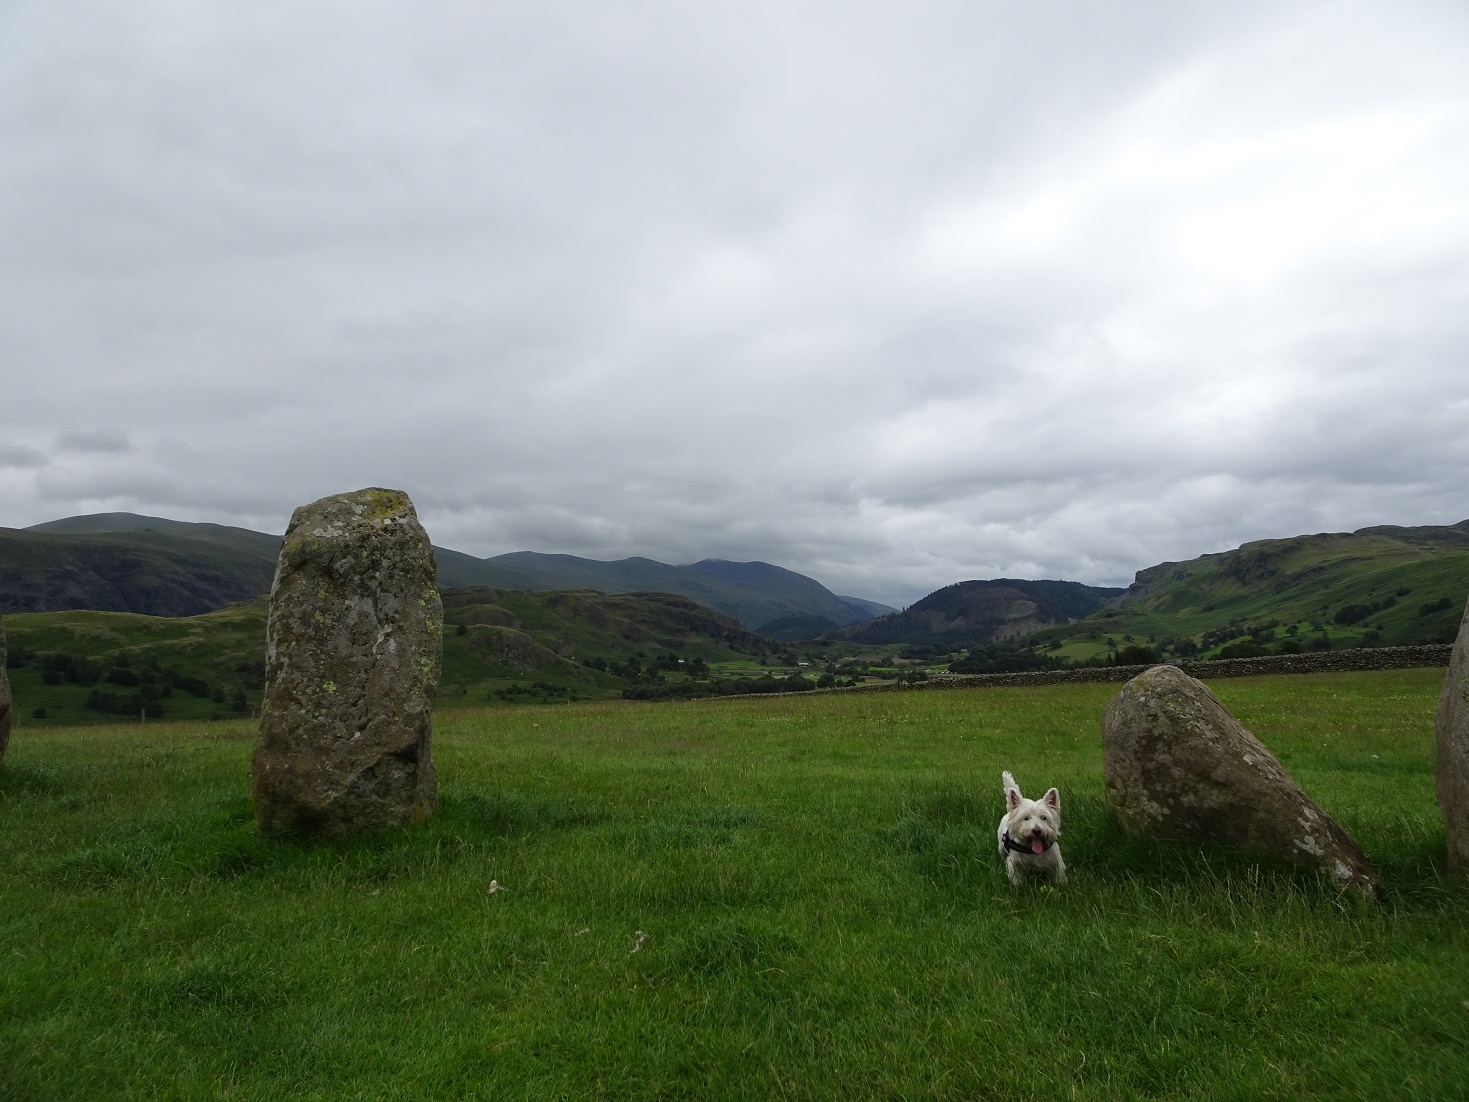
[0,615,11,763]
[1102,664,1382,900]
[252,489,442,835]
[1435,597,1469,874]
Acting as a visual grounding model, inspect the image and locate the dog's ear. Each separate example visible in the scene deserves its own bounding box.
[1007,787,1021,811]
[1043,787,1060,811]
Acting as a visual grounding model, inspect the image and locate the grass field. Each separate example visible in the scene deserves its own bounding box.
[2,670,1466,1100]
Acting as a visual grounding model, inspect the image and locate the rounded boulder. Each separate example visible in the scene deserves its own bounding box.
[1102,664,1381,900]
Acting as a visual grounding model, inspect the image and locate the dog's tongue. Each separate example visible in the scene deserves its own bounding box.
[1030,839,1045,854]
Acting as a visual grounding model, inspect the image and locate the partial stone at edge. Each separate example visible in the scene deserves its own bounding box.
[1102,664,1382,900]
[252,488,442,835]
[1435,597,1469,874]
[0,615,11,763]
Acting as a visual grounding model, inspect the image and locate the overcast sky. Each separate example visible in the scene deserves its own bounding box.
[3,1,1467,607]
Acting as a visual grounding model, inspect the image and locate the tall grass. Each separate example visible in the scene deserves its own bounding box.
[1,670,1465,1100]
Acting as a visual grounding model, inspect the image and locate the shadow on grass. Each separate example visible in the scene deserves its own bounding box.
[0,762,77,801]
[42,789,613,891]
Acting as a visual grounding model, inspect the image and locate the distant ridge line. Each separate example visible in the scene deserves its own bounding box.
[4,511,894,629]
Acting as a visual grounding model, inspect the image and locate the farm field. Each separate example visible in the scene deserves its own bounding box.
[2,671,1466,1100]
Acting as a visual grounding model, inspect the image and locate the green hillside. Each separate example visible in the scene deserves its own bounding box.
[757,613,844,641]
[1027,522,1469,663]
[836,579,1124,646]
[4,513,885,630]
[443,552,870,629]
[2,587,774,725]
[3,600,271,724]
[836,594,899,619]
[686,559,871,625]
[0,527,279,616]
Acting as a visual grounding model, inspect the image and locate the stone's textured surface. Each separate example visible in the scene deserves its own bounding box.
[1102,664,1382,900]
[1435,599,1469,874]
[252,488,442,835]
[0,615,11,763]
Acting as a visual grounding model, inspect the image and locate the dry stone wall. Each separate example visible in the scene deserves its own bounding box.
[907,645,1453,692]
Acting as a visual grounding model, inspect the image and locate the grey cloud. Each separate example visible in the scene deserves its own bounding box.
[55,429,134,454]
[0,445,46,470]
[2,1,1468,608]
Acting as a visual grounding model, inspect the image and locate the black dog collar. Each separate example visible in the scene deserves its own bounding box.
[1002,831,1053,855]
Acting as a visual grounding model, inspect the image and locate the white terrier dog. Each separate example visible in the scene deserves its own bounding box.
[997,771,1065,885]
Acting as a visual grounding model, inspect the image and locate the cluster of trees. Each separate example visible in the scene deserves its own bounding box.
[623,672,816,702]
[36,653,103,686]
[85,689,165,718]
[836,655,928,676]
[6,646,254,717]
[1214,637,1308,659]
[814,666,880,687]
[948,645,1065,675]
[1335,597,1395,625]
[493,681,578,704]
[1197,621,1256,651]
[582,652,711,683]
[897,645,954,662]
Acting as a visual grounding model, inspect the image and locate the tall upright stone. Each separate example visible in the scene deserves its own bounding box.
[252,488,442,835]
[1102,664,1382,900]
[1435,597,1469,874]
[0,615,11,764]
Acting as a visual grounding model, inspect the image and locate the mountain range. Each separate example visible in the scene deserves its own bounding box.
[7,511,1469,657]
[0,513,895,630]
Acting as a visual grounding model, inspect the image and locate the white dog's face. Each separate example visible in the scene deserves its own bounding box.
[1007,785,1060,853]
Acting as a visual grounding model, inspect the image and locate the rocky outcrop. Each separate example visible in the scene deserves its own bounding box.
[1102,664,1382,899]
[465,625,585,677]
[465,625,544,672]
[0,615,11,763]
[251,489,442,835]
[1435,599,1469,874]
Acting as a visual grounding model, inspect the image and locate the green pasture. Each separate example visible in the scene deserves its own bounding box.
[2,671,1466,1100]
